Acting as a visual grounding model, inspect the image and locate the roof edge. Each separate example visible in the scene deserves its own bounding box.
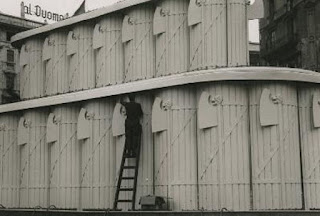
[0,67,318,114]
[11,0,152,46]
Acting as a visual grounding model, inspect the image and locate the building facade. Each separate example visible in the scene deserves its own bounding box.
[0,13,42,104]
[260,0,320,71]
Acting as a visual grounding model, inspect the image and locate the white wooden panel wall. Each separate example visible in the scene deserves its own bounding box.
[197,82,250,211]
[67,23,95,92]
[298,86,320,209]
[93,14,124,87]
[0,114,19,208]
[78,99,116,209]
[114,94,153,210]
[250,82,302,210]
[123,4,155,82]
[43,31,69,96]
[48,105,80,209]
[18,110,48,208]
[189,0,227,71]
[227,0,248,67]
[20,39,45,100]
[154,87,197,210]
[154,0,189,77]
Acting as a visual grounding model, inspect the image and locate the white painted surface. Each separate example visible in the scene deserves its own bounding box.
[197,82,250,210]
[0,67,319,114]
[154,86,198,210]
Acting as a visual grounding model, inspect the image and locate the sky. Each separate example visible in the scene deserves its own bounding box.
[0,0,260,42]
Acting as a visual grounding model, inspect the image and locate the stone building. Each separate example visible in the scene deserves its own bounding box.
[260,0,320,71]
[0,12,42,104]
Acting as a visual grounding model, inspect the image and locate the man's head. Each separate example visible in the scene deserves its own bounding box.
[128,94,135,102]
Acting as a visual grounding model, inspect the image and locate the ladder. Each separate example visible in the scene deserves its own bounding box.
[113,135,141,210]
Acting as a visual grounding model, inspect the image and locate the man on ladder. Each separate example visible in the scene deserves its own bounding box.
[114,94,143,210]
[121,94,143,157]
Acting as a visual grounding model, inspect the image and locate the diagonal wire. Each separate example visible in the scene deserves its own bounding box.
[95,34,122,82]
[254,110,297,178]
[124,24,152,81]
[200,107,248,180]
[44,50,67,94]
[19,132,47,183]
[156,15,187,73]
[190,4,227,69]
[154,110,197,182]
[49,130,77,183]
[68,43,91,88]
[80,123,112,184]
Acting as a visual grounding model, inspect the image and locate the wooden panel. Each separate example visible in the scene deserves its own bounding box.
[46,113,59,143]
[188,0,202,26]
[251,82,302,210]
[79,99,116,209]
[248,0,264,19]
[42,37,54,61]
[77,108,91,140]
[112,103,126,136]
[197,83,250,210]
[122,15,134,43]
[17,117,29,145]
[19,44,29,67]
[313,92,320,128]
[152,97,168,133]
[153,7,166,35]
[198,91,218,129]
[94,14,123,87]
[154,87,198,210]
[260,88,278,126]
[93,24,104,50]
[154,0,189,77]
[67,31,77,56]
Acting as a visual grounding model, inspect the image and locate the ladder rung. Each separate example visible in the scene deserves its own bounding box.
[123,166,136,169]
[117,200,132,203]
[124,155,137,158]
[121,177,135,180]
[119,188,134,191]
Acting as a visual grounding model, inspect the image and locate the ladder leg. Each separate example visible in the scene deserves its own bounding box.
[131,132,142,210]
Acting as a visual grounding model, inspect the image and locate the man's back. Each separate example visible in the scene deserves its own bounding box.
[122,101,143,121]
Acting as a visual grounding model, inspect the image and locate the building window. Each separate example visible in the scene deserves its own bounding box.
[269,0,275,19]
[6,32,15,42]
[6,50,15,72]
[7,50,14,62]
[271,31,276,47]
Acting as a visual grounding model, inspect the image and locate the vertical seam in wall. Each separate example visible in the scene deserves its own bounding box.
[247,82,253,210]
[226,0,229,67]
[195,96,199,210]
[296,84,305,210]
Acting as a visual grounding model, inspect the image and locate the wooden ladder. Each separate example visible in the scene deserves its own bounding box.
[113,135,141,210]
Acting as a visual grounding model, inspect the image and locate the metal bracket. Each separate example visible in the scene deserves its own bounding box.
[196,0,205,6]
[23,119,32,128]
[0,124,6,131]
[270,94,283,104]
[208,95,223,106]
[160,8,170,16]
[161,100,172,111]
